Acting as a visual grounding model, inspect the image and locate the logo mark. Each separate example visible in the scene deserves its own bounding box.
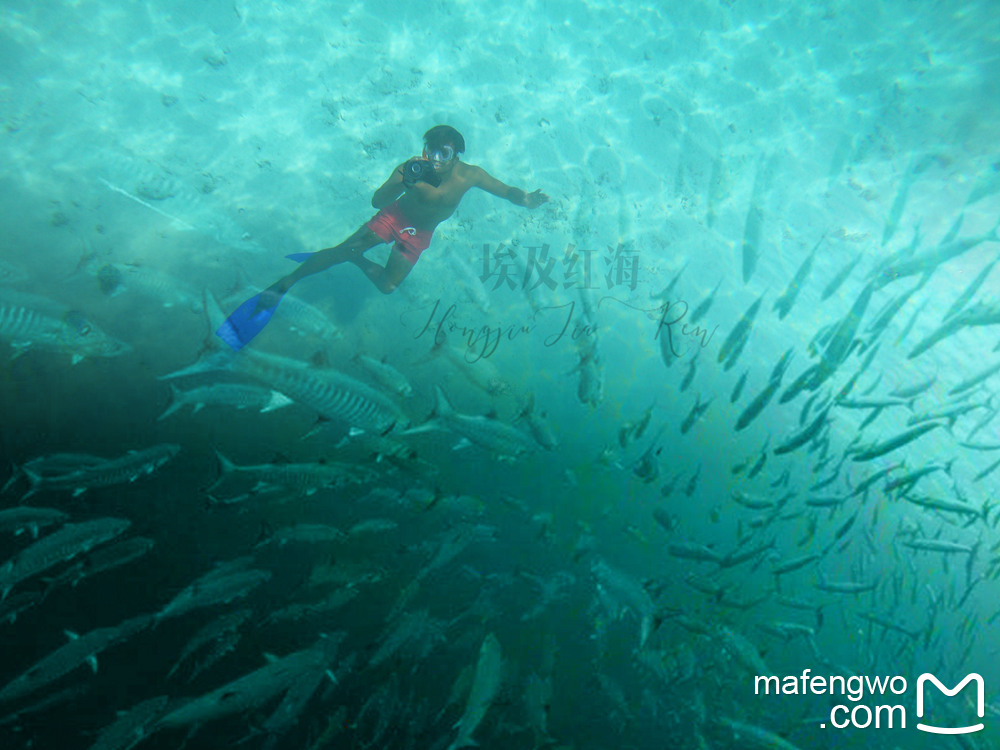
[916,673,985,734]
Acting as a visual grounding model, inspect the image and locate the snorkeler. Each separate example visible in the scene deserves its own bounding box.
[217,125,549,350]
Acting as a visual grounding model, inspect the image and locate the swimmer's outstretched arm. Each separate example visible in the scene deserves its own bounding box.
[472,166,549,208]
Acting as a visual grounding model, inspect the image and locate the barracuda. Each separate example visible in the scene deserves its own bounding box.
[0,289,130,364]
[680,393,712,434]
[156,559,272,622]
[774,405,831,455]
[0,506,69,539]
[238,350,408,434]
[850,421,943,462]
[717,293,764,370]
[593,559,658,647]
[773,233,823,320]
[902,538,976,554]
[157,382,292,421]
[0,614,152,704]
[0,517,131,599]
[155,636,341,731]
[735,349,793,431]
[447,633,503,750]
[814,576,878,594]
[353,353,413,397]
[404,386,536,459]
[902,494,981,518]
[163,348,408,435]
[209,450,378,497]
[21,444,181,499]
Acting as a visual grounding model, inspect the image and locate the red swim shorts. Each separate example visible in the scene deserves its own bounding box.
[366,202,434,264]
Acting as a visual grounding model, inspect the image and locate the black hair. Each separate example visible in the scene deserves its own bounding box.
[423,125,465,155]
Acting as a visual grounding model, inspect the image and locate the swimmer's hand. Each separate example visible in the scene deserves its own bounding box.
[525,189,549,209]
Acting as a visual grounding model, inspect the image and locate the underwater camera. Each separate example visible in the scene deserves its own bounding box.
[402,159,441,188]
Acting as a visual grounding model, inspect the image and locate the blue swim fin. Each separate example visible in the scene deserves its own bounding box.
[285,252,314,263]
[216,293,280,351]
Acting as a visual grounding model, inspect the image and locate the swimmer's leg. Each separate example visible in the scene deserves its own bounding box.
[350,244,415,294]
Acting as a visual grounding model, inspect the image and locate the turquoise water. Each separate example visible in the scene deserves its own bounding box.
[1,1,1000,748]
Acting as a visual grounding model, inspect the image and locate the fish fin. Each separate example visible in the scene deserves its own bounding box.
[285,252,315,263]
[452,437,473,451]
[399,418,442,436]
[260,391,293,413]
[86,655,98,673]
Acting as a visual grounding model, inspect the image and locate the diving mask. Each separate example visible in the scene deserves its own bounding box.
[423,144,455,164]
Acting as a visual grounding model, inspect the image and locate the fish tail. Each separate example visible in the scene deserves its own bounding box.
[206,449,238,493]
[433,386,455,418]
[517,393,536,423]
[19,466,41,501]
[156,384,186,421]
[1,464,22,495]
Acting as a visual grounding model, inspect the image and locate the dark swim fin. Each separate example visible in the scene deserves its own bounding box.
[215,293,280,351]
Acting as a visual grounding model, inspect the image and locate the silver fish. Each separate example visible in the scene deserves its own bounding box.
[209,451,377,497]
[0,614,152,704]
[162,348,407,435]
[405,386,536,459]
[447,633,503,750]
[575,340,604,406]
[516,393,559,450]
[353,353,413,397]
[773,233,823,319]
[735,349,793,431]
[94,261,203,312]
[86,695,169,750]
[43,536,155,594]
[773,405,831,455]
[0,517,131,599]
[157,382,292,421]
[0,506,69,539]
[156,558,271,622]
[820,252,861,301]
[717,294,764,369]
[714,716,804,750]
[850,421,943,462]
[167,609,252,680]
[21,444,181,499]
[0,289,130,364]
[593,559,658,648]
[156,636,340,730]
